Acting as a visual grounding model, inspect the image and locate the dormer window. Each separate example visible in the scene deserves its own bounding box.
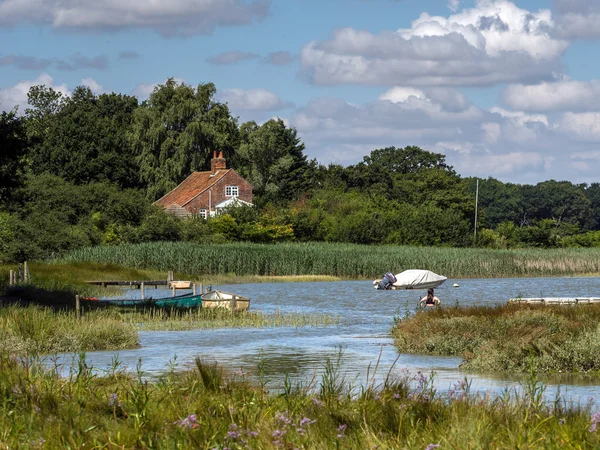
[226,186,239,197]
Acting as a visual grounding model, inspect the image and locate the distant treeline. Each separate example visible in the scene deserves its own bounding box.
[2,78,600,262]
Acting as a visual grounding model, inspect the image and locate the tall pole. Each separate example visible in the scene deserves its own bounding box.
[474,178,479,245]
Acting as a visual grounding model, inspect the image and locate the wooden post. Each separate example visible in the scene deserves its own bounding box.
[192,283,196,295]
[200,283,203,294]
[75,295,81,320]
[168,271,174,282]
[18,263,23,282]
[8,270,13,286]
[231,295,237,311]
[24,261,30,283]
[141,282,145,300]
[172,285,176,297]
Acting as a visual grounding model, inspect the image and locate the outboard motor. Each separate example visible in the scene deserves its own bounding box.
[377,272,397,290]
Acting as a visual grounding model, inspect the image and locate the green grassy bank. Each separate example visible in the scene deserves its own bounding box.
[58,242,600,279]
[1,352,599,449]
[393,303,600,374]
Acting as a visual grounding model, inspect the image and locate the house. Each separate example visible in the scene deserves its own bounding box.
[154,152,253,219]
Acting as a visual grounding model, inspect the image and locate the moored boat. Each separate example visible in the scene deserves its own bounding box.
[82,292,202,308]
[200,290,250,311]
[373,269,447,290]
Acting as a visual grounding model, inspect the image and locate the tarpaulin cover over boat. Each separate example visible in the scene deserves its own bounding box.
[392,270,447,290]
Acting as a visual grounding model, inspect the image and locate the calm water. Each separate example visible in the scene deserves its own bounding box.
[49,276,600,407]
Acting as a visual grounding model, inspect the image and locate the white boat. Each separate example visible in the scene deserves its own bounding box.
[373,269,447,290]
[200,290,250,311]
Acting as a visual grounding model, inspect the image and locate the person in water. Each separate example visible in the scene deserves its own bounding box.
[420,288,440,307]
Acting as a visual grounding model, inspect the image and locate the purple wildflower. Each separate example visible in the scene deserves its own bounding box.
[227,423,240,440]
[176,414,198,429]
[109,393,119,407]
[393,393,401,399]
[275,412,292,425]
[425,444,441,450]
[590,412,600,432]
[337,424,347,439]
[312,398,324,407]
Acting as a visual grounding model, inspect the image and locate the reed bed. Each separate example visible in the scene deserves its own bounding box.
[393,303,600,374]
[1,351,598,449]
[103,308,341,331]
[58,242,600,278]
[0,306,138,355]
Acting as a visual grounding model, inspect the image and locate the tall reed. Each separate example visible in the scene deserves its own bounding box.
[57,242,600,278]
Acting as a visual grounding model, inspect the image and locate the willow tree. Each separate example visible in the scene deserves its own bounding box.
[130,79,239,200]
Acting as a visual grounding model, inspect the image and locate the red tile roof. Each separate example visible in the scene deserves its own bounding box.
[154,169,232,207]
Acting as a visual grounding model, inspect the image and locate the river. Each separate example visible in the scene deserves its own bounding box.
[49,276,600,407]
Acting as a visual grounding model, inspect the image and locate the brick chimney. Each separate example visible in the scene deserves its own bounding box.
[211,151,227,173]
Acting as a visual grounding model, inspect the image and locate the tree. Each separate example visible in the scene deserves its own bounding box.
[130,79,239,200]
[26,85,140,188]
[0,110,28,205]
[235,118,314,205]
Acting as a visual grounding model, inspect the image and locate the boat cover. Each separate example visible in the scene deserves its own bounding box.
[392,269,447,290]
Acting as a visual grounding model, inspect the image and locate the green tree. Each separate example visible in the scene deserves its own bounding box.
[130,79,239,200]
[235,119,314,205]
[26,86,140,188]
[0,110,28,205]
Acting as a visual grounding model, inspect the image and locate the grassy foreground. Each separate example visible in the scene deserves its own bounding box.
[2,352,600,449]
[58,242,600,278]
[393,303,600,374]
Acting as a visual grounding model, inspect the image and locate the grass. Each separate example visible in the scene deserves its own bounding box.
[1,351,599,449]
[57,242,600,279]
[393,303,600,374]
[0,306,139,355]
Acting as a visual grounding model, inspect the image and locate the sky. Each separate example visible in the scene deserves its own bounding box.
[2,0,600,184]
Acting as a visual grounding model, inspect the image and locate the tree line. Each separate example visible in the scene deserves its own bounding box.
[1,78,600,262]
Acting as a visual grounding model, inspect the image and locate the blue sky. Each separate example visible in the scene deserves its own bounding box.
[2,0,600,184]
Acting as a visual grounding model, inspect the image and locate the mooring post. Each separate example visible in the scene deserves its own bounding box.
[75,295,81,320]
[23,261,30,283]
[141,281,145,300]
[8,270,13,286]
[18,263,23,282]
[231,295,237,311]
[168,271,174,282]
[172,285,176,297]
[192,283,196,295]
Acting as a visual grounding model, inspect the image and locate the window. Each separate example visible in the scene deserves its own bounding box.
[225,185,239,197]
[199,209,207,219]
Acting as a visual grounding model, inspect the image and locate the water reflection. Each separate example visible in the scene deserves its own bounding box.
[49,276,600,406]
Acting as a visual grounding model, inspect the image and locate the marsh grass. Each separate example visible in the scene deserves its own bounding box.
[104,307,341,331]
[1,352,599,449]
[57,242,600,278]
[393,303,600,374]
[0,306,138,355]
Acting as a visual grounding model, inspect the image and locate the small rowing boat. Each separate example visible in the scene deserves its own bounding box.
[82,292,202,308]
[200,290,250,311]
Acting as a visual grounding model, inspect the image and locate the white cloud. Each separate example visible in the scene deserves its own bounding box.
[448,0,461,13]
[555,0,600,39]
[300,0,568,87]
[218,88,293,111]
[379,87,426,103]
[0,73,70,113]
[503,80,600,112]
[0,0,269,36]
[81,78,104,94]
[557,113,600,141]
[490,107,549,126]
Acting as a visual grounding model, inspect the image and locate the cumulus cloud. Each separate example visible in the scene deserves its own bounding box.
[0,73,70,113]
[300,0,568,87]
[206,51,259,65]
[262,51,295,65]
[81,77,104,94]
[503,80,600,112]
[554,0,600,39]
[0,0,270,36]
[219,88,293,111]
[282,87,600,182]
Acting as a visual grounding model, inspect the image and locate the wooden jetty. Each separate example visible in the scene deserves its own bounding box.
[509,297,600,305]
[85,280,168,288]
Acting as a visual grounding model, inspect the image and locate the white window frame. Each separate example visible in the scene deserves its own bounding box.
[199,209,207,219]
[225,185,239,197]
